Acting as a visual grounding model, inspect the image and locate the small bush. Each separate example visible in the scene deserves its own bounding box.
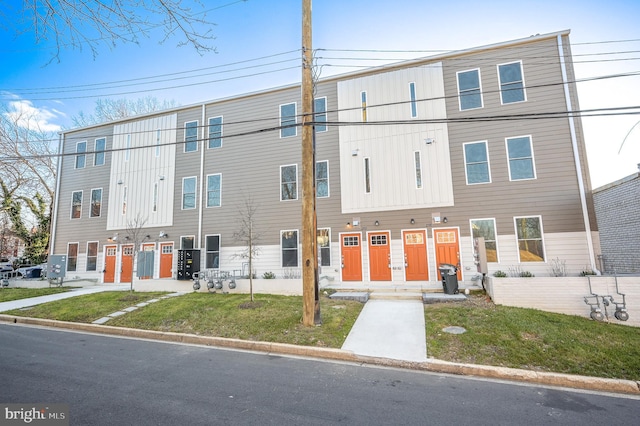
[580,270,597,276]
[493,270,507,278]
[519,270,535,278]
[549,257,567,277]
[262,271,276,279]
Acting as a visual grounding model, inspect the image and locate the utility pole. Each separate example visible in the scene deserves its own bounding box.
[301,0,319,326]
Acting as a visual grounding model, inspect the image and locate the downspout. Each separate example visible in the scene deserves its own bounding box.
[557,34,600,274]
[49,132,64,254]
[197,104,206,250]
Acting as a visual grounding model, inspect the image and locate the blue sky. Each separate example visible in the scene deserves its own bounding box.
[1,0,639,187]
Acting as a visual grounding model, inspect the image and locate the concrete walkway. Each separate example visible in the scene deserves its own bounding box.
[341,299,427,362]
[0,285,129,312]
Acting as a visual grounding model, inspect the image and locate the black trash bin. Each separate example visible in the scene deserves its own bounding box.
[438,263,459,295]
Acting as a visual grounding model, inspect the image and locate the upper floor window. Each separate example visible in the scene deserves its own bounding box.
[184,121,198,152]
[280,103,297,138]
[514,216,545,262]
[90,188,102,218]
[463,141,491,184]
[364,157,371,193]
[182,177,197,209]
[206,173,222,207]
[94,138,106,166]
[506,136,536,181]
[498,61,526,104]
[361,91,367,122]
[457,69,483,110]
[121,186,127,215]
[71,191,82,219]
[414,151,423,189]
[208,116,223,149]
[314,97,327,132]
[409,82,418,118]
[316,160,329,198]
[470,218,498,262]
[75,141,86,169]
[152,182,158,213]
[280,164,297,201]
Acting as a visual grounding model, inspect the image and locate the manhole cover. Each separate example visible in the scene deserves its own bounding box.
[442,326,466,334]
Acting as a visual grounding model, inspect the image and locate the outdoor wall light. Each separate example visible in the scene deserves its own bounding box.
[117,179,123,185]
[443,217,448,223]
[346,222,351,228]
[159,231,168,238]
[107,233,118,242]
[374,220,380,226]
[410,218,415,224]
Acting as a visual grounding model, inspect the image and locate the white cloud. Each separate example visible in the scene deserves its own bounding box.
[4,99,63,132]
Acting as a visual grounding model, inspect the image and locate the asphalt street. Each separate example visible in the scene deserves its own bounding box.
[2,323,639,425]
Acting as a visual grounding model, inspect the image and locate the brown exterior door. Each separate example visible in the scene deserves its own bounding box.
[434,228,462,280]
[104,245,117,283]
[160,243,173,278]
[121,245,134,283]
[403,230,428,281]
[368,232,391,281]
[341,233,362,281]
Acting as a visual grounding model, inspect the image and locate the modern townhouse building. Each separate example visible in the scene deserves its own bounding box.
[50,29,600,289]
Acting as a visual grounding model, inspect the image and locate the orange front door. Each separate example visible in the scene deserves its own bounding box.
[368,232,391,281]
[104,245,117,283]
[341,233,362,281]
[434,228,462,280]
[121,245,134,283]
[403,230,428,281]
[160,243,173,278]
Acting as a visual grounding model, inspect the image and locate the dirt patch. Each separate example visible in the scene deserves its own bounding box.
[238,301,264,309]
[118,294,142,302]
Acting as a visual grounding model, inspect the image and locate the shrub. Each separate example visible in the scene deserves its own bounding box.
[493,270,507,278]
[549,257,567,277]
[262,271,276,279]
[519,270,535,278]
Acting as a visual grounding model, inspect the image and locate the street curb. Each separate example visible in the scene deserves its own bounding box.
[2,314,639,396]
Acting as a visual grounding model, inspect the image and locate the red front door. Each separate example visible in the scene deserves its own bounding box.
[121,245,134,283]
[104,245,117,283]
[341,233,362,281]
[403,230,428,281]
[160,243,173,278]
[433,228,462,280]
[368,232,391,281]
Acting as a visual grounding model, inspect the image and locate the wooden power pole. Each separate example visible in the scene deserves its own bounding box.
[301,0,319,326]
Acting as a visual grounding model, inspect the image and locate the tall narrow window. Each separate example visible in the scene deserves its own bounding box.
[470,219,498,262]
[125,134,131,162]
[316,160,329,198]
[155,129,161,157]
[152,183,158,213]
[514,216,545,262]
[414,151,423,189]
[75,141,86,169]
[281,230,298,267]
[464,141,491,184]
[184,121,198,152]
[457,69,483,110]
[90,188,102,218]
[317,228,331,266]
[71,191,82,219]
[409,82,417,118]
[181,236,195,250]
[182,177,197,209]
[86,242,98,271]
[314,97,327,132]
[67,243,79,272]
[364,157,371,193]
[94,138,105,166]
[506,136,535,180]
[208,116,223,149]
[361,91,367,122]
[207,174,222,207]
[205,235,220,268]
[122,186,127,215]
[280,103,297,138]
[498,61,526,104]
[280,164,297,201]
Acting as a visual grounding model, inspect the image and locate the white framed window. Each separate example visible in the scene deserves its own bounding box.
[361,91,367,122]
[90,188,102,218]
[182,177,197,210]
[206,173,222,207]
[152,182,158,213]
[280,103,297,138]
[463,141,491,184]
[457,69,483,110]
[498,61,526,104]
[122,186,127,215]
[364,157,371,194]
[414,151,423,189]
[125,134,131,162]
[94,138,106,166]
[205,235,220,269]
[470,218,498,263]
[281,230,298,267]
[71,190,82,219]
[75,141,86,169]
[208,116,223,149]
[314,97,327,132]
[317,228,331,266]
[86,241,99,271]
[280,164,297,201]
[184,121,198,152]
[181,236,195,250]
[316,160,329,198]
[67,243,79,272]
[514,216,545,262]
[506,135,536,181]
[409,82,418,118]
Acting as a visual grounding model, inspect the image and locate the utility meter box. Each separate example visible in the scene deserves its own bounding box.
[137,250,155,278]
[47,255,67,279]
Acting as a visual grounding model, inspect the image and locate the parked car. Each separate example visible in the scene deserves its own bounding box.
[0,258,13,272]
[15,264,46,279]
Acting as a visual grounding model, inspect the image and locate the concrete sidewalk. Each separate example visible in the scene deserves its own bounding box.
[342,299,427,362]
[0,285,128,312]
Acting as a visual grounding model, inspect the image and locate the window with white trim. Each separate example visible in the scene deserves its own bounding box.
[498,61,526,104]
[464,141,491,184]
[205,235,220,269]
[364,157,371,193]
[314,97,327,132]
[208,116,223,149]
[67,243,79,272]
[280,164,297,201]
[122,186,127,215]
[409,82,418,118]
[94,138,105,166]
[75,141,86,169]
[281,230,298,267]
[206,174,222,207]
[317,228,331,266]
[506,136,536,181]
[86,241,98,271]
[514,216,545,262]
[184,121,198,152]
[316,160,329,198]
[457,69,483,110]
[182,177,197,209]
[414,151,423,189]
[152,183,158,213]
[71,191,82,219]
[280,103,297,138]
[470,218,498,262]
[90,188,102,218]
[361,91,367,122]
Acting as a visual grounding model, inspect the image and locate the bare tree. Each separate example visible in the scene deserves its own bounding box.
[232,198,261,302]
[72,97,179,128]
[2,1,217,63]
[123,214,151,292]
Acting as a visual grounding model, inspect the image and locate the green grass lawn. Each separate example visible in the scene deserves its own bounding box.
[0,287,72,302]
[425,295,640,381]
